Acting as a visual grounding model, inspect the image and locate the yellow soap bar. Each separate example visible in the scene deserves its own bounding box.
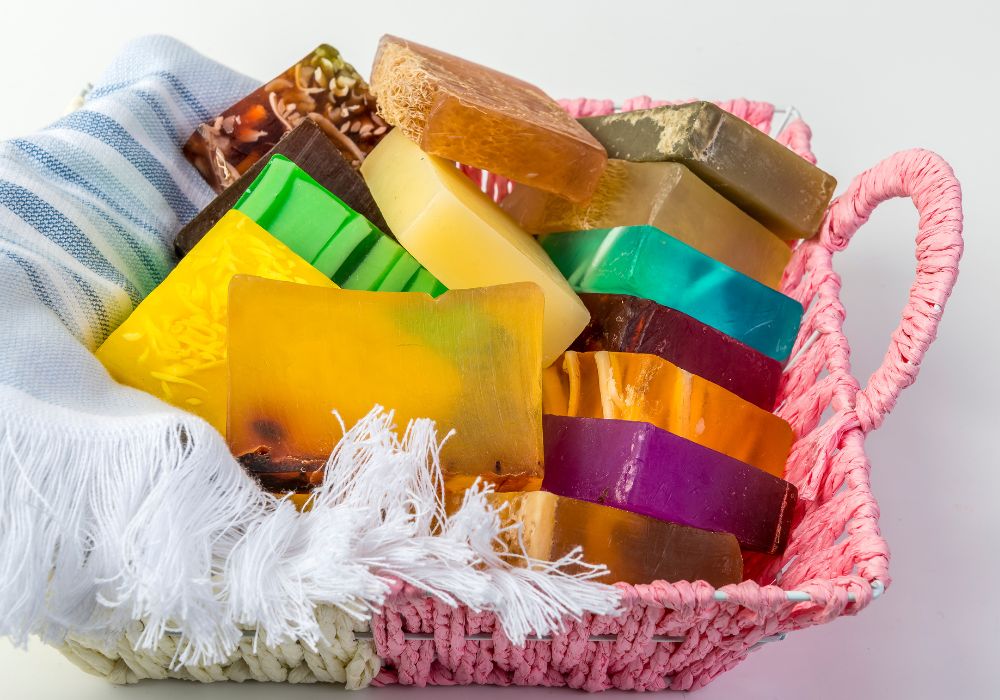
[360,128,590,367]
[227,278,545,495]
[95,210,336,434]
[543,350,794,477]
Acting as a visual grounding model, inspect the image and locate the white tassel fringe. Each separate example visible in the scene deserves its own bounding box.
[0,388,621,668]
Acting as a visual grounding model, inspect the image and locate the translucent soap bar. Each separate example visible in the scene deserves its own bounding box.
[543,415,798,554]
[502,160,791,289]
[95,211,336,434]
[234,155,445,295]
[184,44,388,193]
[227,279,545,494]
[489,491,743,587]
[540,226,803,363]
[543,350,794,478]
[370,35,607,202]
[578,102,836,239]
[573,293,783,410]
[361,129,590,366]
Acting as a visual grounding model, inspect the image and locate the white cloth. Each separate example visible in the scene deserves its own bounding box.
[0,35,619,669]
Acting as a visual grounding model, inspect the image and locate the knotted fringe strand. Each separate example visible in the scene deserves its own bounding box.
[0,387,621,672]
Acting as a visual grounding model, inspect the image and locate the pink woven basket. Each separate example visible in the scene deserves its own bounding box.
[368,97,965,692]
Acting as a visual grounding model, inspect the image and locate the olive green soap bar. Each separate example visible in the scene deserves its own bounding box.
[578,102,836,240]
[235,155,446,295]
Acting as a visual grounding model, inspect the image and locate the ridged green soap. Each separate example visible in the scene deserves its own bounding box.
[235,155,446,295]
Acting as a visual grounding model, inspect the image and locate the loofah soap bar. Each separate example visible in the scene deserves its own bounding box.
[227,279,545,494]
[543,350,794,478]
[184,44,388,193]
[370,35,607,202]
[542,415,798,554]
[541,226,803,363]
[502,160,791,289]
[362,129,590,366]
[578,102,836,239]
[234,155,446,294]
[488,491,743,586]
[96,211,336,434]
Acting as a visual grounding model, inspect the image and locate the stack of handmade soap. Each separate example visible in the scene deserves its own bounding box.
[92,35,839,590]
[491,101,840,585]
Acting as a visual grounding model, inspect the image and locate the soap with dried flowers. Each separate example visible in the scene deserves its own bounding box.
[540,226,803,363]
[543,350,794,477]
[573,293,783,410]
[184,44,388,193]
[361,129,590,365]
[95,211,336,434]
[227,279,545,493]
[578,102,836,239]
[501,160,791,289]
[542,415,798,554]
[489,490,743,586]
[370,35,607,202]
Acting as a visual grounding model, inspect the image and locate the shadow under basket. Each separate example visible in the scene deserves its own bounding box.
[60,97,964,692]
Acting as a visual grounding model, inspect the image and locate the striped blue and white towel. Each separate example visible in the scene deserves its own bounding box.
[0,35,619,677]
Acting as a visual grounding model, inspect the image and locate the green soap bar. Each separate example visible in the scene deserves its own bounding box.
[541,226,803,363]
[378,253,422,292]
[578,102,837,240]
[342,236,404,289]
[234,155,446,294]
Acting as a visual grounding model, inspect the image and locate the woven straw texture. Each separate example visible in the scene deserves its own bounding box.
[60,97,964,692]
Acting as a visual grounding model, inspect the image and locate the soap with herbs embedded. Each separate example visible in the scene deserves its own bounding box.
[502,160,791,289]
[370,35,606,202]
[542,415,797,554]
[184,44,387,193]
[541,226,803,363]
[234,155,445,294]
[488,490,743,586]
[96,211,336,434]
[362,128,590,365]
[543,350,793,477]
[573,293,783,410]
[578,102,836,240]
[227,279,544,493]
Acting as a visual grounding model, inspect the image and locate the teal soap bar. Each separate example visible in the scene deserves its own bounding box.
[541,226,803,363]
[235,155,446,296]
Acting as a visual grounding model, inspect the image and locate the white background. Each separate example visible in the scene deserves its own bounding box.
[0,1,995,698]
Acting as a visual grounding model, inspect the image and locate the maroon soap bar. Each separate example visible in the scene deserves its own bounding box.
[542,414,797,554]
[572,293,783,410]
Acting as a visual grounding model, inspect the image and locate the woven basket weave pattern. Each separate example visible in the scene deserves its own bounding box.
[57,97,963,692]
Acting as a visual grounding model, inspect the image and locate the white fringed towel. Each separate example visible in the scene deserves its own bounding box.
[0,35,621,670]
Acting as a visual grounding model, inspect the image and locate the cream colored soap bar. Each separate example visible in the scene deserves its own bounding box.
[361,128,590,366]
[95,210,336,434]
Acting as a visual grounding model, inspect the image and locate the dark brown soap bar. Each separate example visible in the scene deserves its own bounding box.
[572,293,783,410]
[175,119,390,257]
[184,44,388,193]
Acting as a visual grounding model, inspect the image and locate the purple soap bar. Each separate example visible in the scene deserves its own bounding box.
[573,293,783,410]
[542,415,797,554]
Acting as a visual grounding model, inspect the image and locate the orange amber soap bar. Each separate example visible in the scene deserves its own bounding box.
[543,350,794,477]
[228,279,545,493]
[95,211,335,434]
[489,491,743,586]
[370,35,607,202]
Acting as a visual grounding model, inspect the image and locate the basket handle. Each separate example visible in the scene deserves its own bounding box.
[818,148,963,433]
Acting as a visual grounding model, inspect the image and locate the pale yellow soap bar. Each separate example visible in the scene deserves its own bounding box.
[360,128,590,366]
[95,210,336,434]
